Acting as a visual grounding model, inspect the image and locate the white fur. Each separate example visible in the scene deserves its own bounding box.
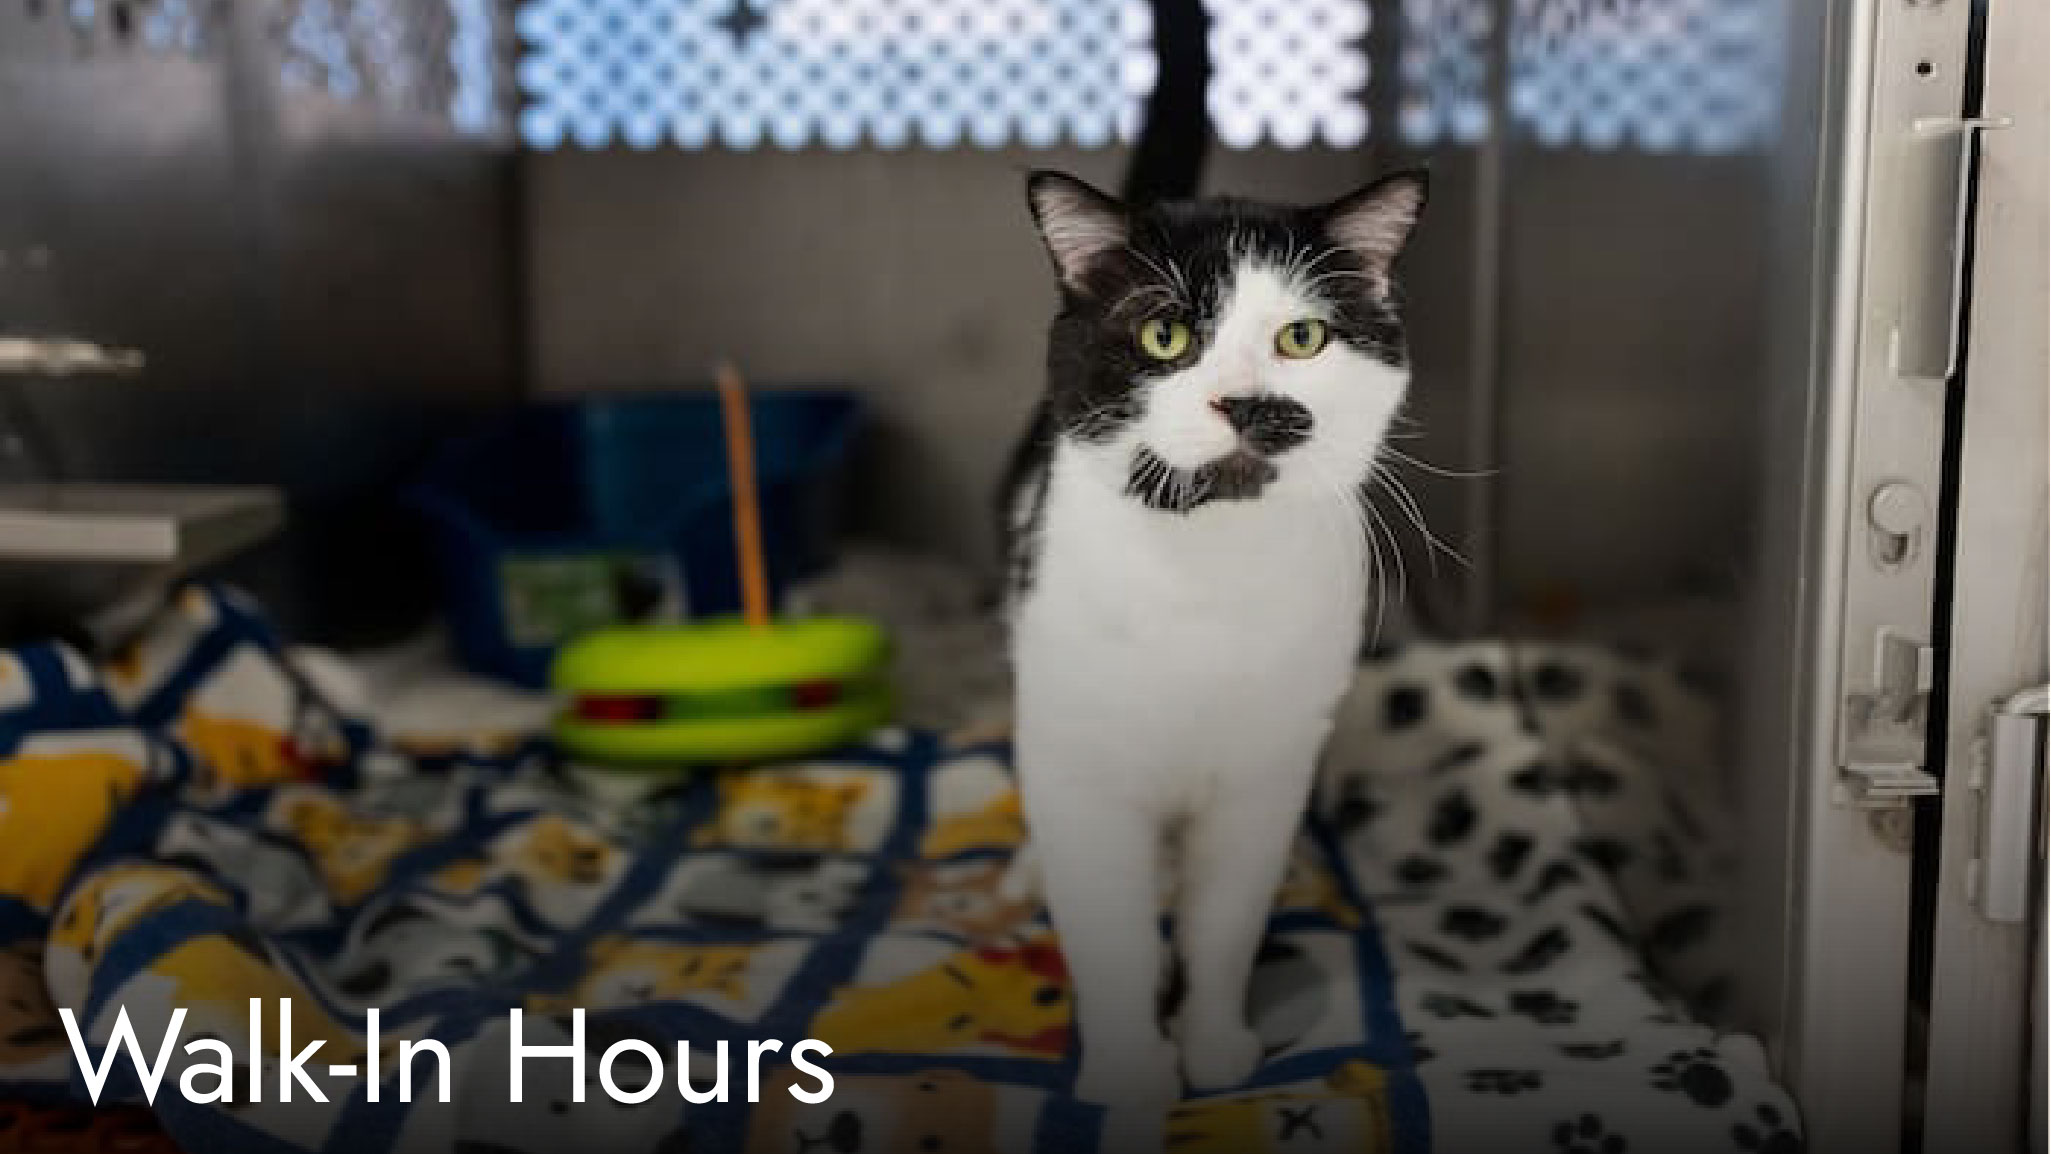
[1011,255,1408,1120]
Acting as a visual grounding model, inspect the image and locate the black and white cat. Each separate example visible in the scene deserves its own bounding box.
[1003,169,1427,1123]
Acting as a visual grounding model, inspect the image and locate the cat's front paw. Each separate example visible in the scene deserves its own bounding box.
[1076,1037,1181,1108]
[1178,1021,1264,1092]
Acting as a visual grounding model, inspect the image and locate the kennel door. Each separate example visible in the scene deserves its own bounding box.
[1916,0,2049,1147]
[1740,0,2000,1150]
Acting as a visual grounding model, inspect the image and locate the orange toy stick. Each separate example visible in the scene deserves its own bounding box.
[716,361,772,630]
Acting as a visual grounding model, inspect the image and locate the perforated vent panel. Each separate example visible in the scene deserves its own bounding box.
[273,0,507,131]
[1509,0,1777,152]
[1399,0,1780,152]
[16,1,504,133]
[1397,0,1490,145]
[1206,0,1371,148]
[0,0,225,60]
[514,0,1371,151]
[137,0,222,56]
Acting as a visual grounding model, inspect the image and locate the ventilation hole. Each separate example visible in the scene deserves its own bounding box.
[1914,60,1934,77]
[1400,0,1779,153]
[513,0,1370,150]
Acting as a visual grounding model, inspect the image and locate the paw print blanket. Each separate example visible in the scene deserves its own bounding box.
[0,586,1800,1154]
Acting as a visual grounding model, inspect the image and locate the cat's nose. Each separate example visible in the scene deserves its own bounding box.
[1208,395,1313,454]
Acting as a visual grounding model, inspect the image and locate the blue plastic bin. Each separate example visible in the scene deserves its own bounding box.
[413,390,861,687]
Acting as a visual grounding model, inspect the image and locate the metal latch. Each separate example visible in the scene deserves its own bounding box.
[1966,685,2048,923]
[1840,628,1941,806]
[1890,115,2014,381]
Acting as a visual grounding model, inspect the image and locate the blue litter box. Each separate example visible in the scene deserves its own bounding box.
[413,389,861,688]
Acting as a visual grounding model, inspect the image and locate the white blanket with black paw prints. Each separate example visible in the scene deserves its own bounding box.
[1319,640,1803,1154]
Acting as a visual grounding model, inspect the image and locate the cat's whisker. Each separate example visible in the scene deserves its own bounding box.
[1333,491,1386,644]
[1308,456,1406,636]
[1368,499,1409,638]
[1121,284,1181,312]
[1285,240,1338,291]
[1387,413,1427,437]
[1300,269,1377,293]
[1371,461,1472,575]
[1370,471,1438,583]
[1383,446,1497,480]
[1285,240,1310,286]
[1295,245,1352,281]
[1353,493,1390,646]
[1302,262,1372,280]
[1066,394,1143,440]
[1296,456,1392,644]
[1378,468,1471,577]
[1357,503,1390,645]
[1122,246,1190,305]
[1370,463,1468,578]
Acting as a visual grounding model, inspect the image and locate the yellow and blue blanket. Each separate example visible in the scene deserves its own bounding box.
[0,587,1427,1153]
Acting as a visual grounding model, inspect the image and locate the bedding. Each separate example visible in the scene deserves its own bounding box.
[0,586,1800,1153]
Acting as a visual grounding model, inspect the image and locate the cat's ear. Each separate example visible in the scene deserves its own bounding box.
[1317,169,1428,288]
[1026,170,1129,294]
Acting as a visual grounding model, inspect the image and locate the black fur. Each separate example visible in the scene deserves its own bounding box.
[998,401,1056,596]
[1033,182,1414,444]
[1125,444,1277,512]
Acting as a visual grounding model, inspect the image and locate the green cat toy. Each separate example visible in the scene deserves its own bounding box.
[551,365,891,766]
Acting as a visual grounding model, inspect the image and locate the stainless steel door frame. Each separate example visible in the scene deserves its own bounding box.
[1919,0,2049,1146]
[1741,0,1981,1149]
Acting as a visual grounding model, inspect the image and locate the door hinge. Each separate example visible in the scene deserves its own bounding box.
[1965,684,2048,923]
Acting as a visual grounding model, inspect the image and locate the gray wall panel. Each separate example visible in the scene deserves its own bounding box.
[521,144,1382,569]
[0,0,519,642]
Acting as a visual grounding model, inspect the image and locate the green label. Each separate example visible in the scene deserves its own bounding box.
[499,553,683,647]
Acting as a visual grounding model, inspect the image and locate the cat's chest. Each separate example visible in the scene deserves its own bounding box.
[1015,452,1367,683]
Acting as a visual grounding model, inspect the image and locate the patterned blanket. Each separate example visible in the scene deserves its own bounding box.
[0,586,1800,1153]
[0,588,1423,1153]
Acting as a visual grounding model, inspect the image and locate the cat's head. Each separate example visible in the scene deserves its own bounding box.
[1026,170,1426,512]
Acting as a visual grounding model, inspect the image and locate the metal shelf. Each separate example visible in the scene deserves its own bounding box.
[0,483,282,566]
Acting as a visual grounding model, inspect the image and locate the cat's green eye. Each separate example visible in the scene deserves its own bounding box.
[1274,318,1330,359]
[1137,317,1192,361]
